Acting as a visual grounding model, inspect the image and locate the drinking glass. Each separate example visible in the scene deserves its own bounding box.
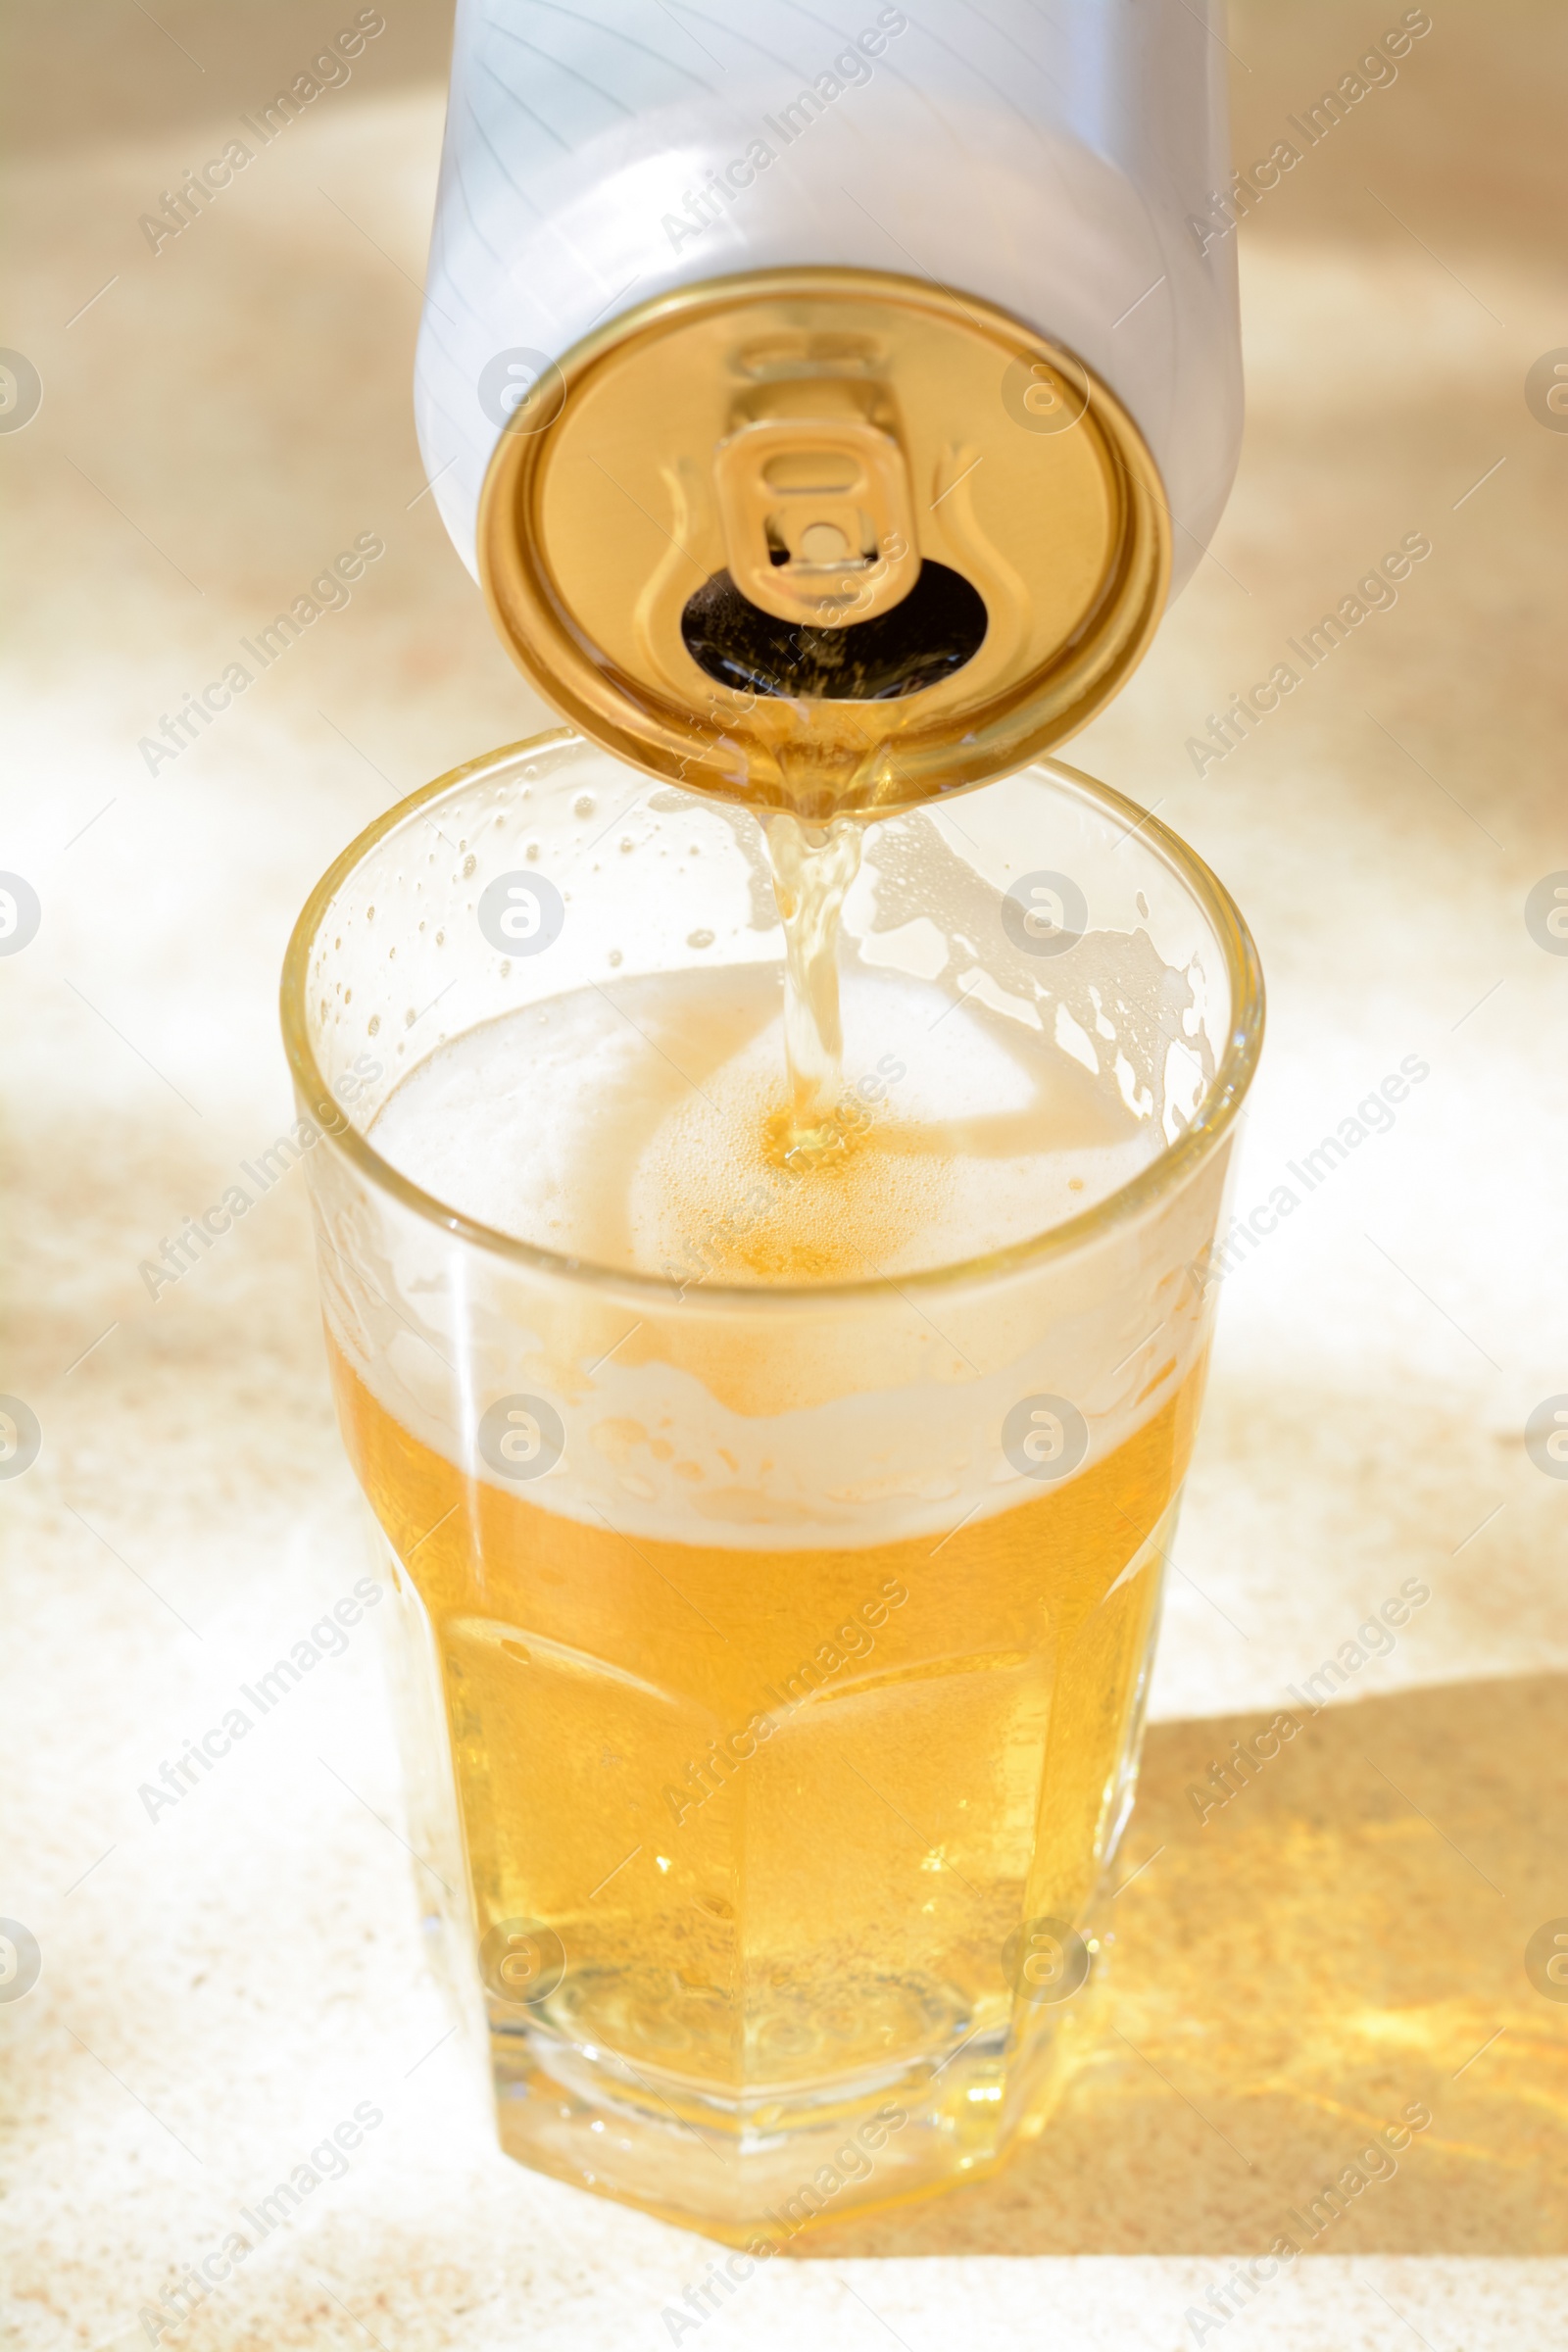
[280,728,1262,2239]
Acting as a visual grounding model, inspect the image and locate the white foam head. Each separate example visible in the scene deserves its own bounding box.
[299,746,1248,1549]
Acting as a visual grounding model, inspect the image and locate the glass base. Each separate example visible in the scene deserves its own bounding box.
[490,1955,1106,2242]
[368,1507,1164,2242]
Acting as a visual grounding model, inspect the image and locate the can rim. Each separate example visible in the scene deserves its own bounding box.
[280,730,1264,1311]
[474,267,1173,814]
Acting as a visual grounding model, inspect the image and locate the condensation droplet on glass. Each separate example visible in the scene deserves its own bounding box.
[1136,891,1150,918]
[573,794,595,818]
[368,1014,380,1035]
[608,949,623,966]
[525,842,540,861]
[687,928,715,950]
[462,854,476,879]
[619,838,634,854]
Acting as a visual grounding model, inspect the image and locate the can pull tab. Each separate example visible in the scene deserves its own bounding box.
[713,416,918,628]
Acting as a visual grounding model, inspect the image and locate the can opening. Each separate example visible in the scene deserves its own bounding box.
[680,561,988,703]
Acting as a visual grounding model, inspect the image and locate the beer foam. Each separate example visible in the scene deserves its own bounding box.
[369,962,1157,1283]
[340,952,1224,1551]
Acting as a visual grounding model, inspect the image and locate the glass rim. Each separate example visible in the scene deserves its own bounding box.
[280,728,1264,1310]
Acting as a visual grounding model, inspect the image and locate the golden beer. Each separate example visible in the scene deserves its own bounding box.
[333,1340,1201,2083]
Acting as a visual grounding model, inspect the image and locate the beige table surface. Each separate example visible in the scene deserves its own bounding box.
[3,4,1565,2346]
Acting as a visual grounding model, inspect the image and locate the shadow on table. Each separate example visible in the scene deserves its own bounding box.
[797,1674,1568,2257]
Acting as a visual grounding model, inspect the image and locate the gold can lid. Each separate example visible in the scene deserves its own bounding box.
[478,268,1170,821]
